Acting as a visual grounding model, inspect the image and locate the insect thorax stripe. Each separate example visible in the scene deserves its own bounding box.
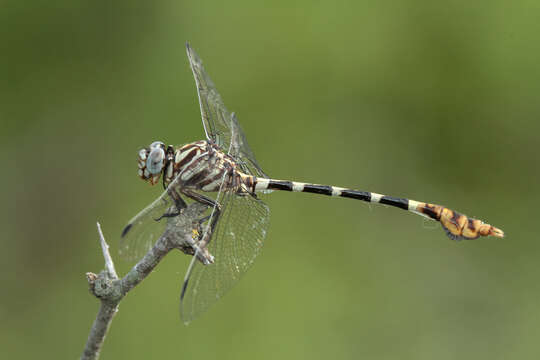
[180,153,208,181]
[175,146,198,167]
[186,167,212,186]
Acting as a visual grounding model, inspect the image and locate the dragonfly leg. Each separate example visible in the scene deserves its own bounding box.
[154,188,187,221]
[196,214,211,225]
[181,189,222,250]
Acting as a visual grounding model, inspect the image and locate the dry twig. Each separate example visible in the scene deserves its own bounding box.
[81,203,207,360]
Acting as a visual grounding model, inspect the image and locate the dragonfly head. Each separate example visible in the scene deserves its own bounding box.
[138,141,167,185]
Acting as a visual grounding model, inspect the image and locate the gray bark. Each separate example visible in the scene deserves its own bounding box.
[81,202,208,360]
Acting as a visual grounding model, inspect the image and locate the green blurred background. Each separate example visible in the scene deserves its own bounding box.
[1,1,539,359]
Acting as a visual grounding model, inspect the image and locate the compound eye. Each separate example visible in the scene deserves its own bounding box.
[146,147,165,174]
[149,141,164,150]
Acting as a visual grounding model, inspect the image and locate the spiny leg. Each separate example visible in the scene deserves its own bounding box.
[179,189,223,265]
[155,188,187,221]
[181,189,222,247]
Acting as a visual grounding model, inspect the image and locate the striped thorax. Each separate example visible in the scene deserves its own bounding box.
[138,140,250,194]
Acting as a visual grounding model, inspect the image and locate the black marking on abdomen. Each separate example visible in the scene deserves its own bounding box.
[340,189,371,202]
[302,184,333,196]
[467,218,476,232]
[379,196,409,210]
[421,204,440,220]
[268,180,293,191]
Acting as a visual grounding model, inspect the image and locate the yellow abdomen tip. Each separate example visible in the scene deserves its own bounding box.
[489,226,505,238]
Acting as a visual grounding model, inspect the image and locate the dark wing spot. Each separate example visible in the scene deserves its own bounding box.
[180,278,190,300]
[121,223,133,238]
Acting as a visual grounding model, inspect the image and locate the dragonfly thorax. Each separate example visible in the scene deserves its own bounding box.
[136,139,242,192]
[163,140,242,191]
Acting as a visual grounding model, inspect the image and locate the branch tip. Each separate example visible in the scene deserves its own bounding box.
[96,222,118,279]
[86,272,98,283]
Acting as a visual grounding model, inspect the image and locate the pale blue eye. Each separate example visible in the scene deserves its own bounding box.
[150,141,164,150]
[146,148,165,174]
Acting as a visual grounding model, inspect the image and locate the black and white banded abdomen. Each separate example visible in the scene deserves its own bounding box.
[253,178,504,240]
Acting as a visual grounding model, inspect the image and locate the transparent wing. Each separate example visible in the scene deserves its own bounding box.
[186,43,269,179]
[119,190,179,260]
[180,192,270,324]
[120,173,211,261]
[229,112,269,179]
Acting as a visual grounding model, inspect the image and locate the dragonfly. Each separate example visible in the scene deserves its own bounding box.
[120,43,504,324]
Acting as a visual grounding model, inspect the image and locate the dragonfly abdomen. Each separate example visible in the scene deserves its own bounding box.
[254,178,504,240]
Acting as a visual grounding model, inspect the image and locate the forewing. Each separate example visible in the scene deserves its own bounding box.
[119,190,179,260]
[185,43,268,178]
[186,43,232,149]
[229,112,269,179]
[180,193,270,324]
